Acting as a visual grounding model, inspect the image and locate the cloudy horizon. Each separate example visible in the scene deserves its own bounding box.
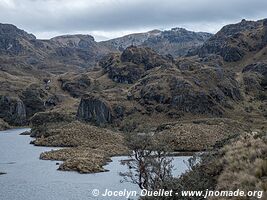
[0,0,266,41]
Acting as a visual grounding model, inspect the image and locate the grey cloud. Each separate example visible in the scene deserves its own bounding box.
[0,0,266,39]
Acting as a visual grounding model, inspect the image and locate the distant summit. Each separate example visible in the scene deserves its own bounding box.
[0,23,36,54]
[51,34,95,48]
[101,28,212,56]
[0,23,35,40]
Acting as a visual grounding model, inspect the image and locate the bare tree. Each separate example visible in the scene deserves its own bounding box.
[120,133,174,190]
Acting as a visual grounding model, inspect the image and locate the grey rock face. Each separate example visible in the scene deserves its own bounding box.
[0,24,35,40]
[77,94,112,125]
[20,85,46,118]
[100,46,171,84]
[15,100,27,124]
[0,96,26,125]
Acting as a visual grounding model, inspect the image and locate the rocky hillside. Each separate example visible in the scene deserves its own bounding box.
[28,45,266,173]
[101,28,212,57]
[0,18,265,177]
[189,19,267,62]
[0,19,266,131]
[57,45,265,134]
[0,23,113,126]
[0,23,112,74]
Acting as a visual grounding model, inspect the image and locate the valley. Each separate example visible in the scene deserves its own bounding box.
[0,18,266,199]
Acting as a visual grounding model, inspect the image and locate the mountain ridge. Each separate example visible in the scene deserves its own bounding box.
[0,19,267,129]
[100,28,213,56]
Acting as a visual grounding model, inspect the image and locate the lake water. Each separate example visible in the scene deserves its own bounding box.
[0,128,191,200]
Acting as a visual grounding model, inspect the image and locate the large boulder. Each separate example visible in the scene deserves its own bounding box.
[20,84,46,118]
[0,95,26,125]
[77,94,112,125]
[0,118,10,130]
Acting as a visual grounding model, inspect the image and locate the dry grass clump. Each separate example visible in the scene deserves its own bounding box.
[211,133,267,200]
[34,121,127,149]
[36,121,128,173]
[155,118,249,151]
[164,132,266,200]
[40,147,112,173]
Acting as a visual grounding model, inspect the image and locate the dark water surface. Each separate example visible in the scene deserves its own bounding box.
[0,128,190,200]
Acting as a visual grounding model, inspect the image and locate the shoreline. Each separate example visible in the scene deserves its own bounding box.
[6,127,204,174]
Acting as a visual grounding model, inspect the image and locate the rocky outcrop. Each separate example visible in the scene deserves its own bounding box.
[0,23,35,55]
[190,19,267,62]
[130,64,241,117]
[45,95,62,107]
[51,35,96,49]
[20,85,46,118]
[101,53,145,84]
[50,34,111,67]
[120,46,171,70]
[77,94,112,125]
[107,63,144,84]
[0,95,26,125]
[100,46,171,84]
[0,118,10,130]
[242,62,267,99]
[59,74,92,98]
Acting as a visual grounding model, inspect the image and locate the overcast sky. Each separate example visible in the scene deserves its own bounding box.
[0,0,266,41]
